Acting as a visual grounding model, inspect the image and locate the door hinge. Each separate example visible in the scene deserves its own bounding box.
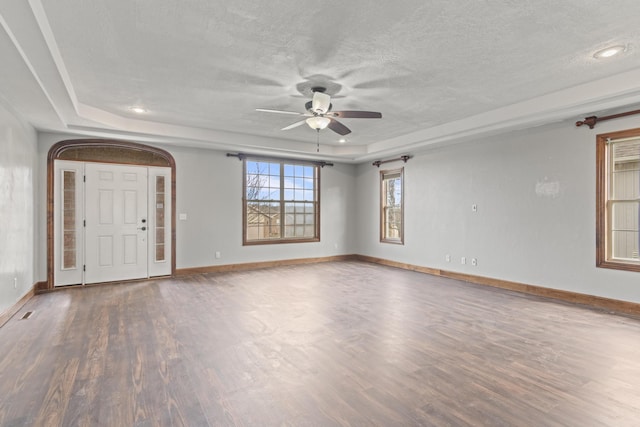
[83,265,86,272]
[83,219,86,227]
[83,175,86,182]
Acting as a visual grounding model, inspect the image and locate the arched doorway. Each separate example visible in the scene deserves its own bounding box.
[47,139,176,289]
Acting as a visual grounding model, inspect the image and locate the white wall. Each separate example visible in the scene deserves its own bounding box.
[0,101,37,315]
[36,135,358,278]
[355,117,640,304]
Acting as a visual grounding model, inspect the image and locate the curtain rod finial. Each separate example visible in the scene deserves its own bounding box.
[576,116,598,129]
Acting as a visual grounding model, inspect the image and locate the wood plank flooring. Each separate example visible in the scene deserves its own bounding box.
[1,261,639,426]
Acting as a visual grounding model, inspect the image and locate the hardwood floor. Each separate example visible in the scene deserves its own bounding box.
[1,261,639,426]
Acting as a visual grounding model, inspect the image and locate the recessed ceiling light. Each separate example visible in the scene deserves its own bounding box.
[129,106,147,114]
[338,138,347,144]
[593,45,626,59]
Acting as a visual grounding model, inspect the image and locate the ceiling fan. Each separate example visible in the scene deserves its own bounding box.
[256,87,382,136]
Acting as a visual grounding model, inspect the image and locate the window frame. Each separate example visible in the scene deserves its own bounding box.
[243,158,320,245]
[596,128,640,272]
[380,167,404,245]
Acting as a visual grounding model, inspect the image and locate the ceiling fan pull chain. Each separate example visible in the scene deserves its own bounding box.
[316,129,320,152]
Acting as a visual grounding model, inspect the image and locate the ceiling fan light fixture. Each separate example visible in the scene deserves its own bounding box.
[306,116,331,130]
[311,91,331,114]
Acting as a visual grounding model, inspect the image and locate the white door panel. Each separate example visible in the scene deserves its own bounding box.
[85,163,148,284]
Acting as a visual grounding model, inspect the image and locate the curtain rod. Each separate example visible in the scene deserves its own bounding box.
[576,108,640,129]
[372,155,412,168]
[226,152,334,167]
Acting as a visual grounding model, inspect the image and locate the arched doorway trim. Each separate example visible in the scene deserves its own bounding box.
[46,139,176,289]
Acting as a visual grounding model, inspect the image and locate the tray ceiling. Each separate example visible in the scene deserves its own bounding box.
[2,1,640,161]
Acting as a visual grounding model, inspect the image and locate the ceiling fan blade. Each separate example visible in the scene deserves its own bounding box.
[328,118,351,136]
[281,120,308,131]
[312,91,331,114]
[330,110,382,119]
[256,108,302,116]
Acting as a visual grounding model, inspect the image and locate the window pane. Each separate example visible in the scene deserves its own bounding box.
[304,225,315,236]
[62,170,76,269]
[611,201,639,261]
[381,168,404,244]
[155,176,166,262]
[610,139,639,262]
[284,189,294,200]
[246,161,259,174]
[600,134,640,270]
[304,178,314,189]
[284,164,294,177]
[244,160,318,243]
[611,202,639,232]
[303,166,314,178]
[612,167,639,200]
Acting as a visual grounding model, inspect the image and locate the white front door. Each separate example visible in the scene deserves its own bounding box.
[53,161,172,286]
[84,163,149,284]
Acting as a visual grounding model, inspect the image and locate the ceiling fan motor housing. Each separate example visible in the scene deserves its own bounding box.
[305,101,332,114]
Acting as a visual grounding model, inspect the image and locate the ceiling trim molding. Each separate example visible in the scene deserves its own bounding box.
[28,0,79,112]
[0,8,65,125]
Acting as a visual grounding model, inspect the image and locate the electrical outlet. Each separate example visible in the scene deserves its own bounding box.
[14,277,17,289]
[215,251,221,259]
[472,258,477,266]
[445,254,451,262]
[472,204,477,212]
[461,257,466,265]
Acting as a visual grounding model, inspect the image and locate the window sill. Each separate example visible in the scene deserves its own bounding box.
[597,259,640,273]
[380,239,404,245]
[244,237,320,246]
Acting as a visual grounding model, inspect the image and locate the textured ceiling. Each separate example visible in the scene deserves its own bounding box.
[2,0,640,161]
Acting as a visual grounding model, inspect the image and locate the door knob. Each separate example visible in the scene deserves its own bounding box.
[138,226,147,231]
[141,219,147,223]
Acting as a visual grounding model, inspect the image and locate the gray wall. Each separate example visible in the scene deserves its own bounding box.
[0,102,38,315]
[355,117,640,304]
[36,135,358,279]
[170,145,358,268]
[29,113,640,306]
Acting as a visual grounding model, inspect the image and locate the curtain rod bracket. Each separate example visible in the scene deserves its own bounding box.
[576,108,640,129]
[575,116,598,129]
[372,155,412,168]
[226,153,246,161]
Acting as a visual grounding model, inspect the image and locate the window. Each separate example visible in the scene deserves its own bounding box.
[381,168,404,244]
[62,170,77,269]
[596,129,640,272]
[244,159,320,244]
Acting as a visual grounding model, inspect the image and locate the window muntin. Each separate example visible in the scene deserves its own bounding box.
[597,130,640,272]
[244,159,319,244]
[381,168,404,244]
